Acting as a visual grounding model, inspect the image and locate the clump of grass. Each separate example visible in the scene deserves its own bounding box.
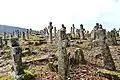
[3,49,10,54]
[24,69,35,76]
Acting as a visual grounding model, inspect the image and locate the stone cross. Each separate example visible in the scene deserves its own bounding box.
[98,29,119,80]
[58,25,69,80]
[54,27,57,37]
[30,28,32,35]
[72,24,75,37]
[48,22,53,43]
[10,38,24,80]
[22,32,25,40]
[95,23,99,30]
[26,29,29,39]
[99,24,103,29]
[80,24,85,40]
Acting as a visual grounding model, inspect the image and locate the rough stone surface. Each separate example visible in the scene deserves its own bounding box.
[10,38,24,80]
[58,25,69,80]
[48,22,53,44]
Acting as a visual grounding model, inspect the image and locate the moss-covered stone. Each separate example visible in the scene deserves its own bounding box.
[97,69,120,76]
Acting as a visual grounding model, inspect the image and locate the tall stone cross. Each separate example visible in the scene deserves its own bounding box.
[48,22,53,44]
[72,24,75,37]
[80,24,85,40]
[26,29,29,39]
[54,27,57,37]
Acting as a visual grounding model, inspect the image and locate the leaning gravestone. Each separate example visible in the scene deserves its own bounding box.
[98,28,119,80]
[40,30,45,37]
[10,38,24,80]
[45,27,49,36]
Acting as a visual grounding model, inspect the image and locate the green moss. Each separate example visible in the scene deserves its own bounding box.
[24,69,35,76]
[97,69,120,76]
[3,50,10,54]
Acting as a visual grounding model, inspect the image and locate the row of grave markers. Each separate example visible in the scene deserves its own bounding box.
[0,22,120,80]
[0,22,120,47]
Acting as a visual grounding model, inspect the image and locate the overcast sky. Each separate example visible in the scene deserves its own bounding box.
[0,0,119,32]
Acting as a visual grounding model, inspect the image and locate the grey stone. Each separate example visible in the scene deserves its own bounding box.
[54,27,57,37]
[48,22,53,43]
[58,25,69,80]
[10,38,24,80]
[106,30,117,46]
[80,24,85,40]
[98,29,119,80]
[22,32,25,40]
[26,29,29,39]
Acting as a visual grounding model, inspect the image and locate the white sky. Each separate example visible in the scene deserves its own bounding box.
[0,0,119,32]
